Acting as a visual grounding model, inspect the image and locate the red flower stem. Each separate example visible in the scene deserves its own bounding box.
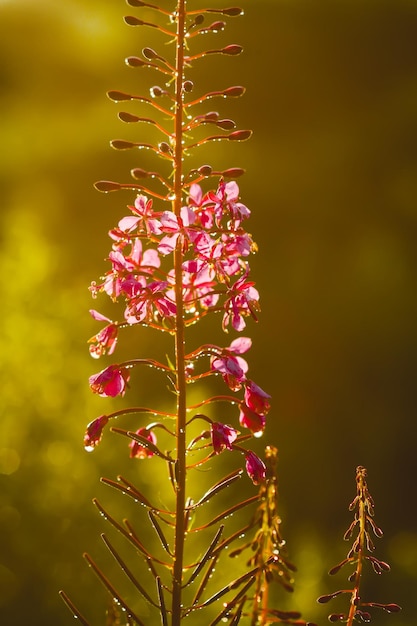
[171,1,187,624]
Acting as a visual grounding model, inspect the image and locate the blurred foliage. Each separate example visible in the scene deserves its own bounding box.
[0,0,416,624]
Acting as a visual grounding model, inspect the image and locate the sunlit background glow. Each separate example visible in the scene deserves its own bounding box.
[1,0,416,624]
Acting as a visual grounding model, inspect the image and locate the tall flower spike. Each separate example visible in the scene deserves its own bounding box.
[60,2,275,625]
[318,466,401,624]
[229,447,316,626]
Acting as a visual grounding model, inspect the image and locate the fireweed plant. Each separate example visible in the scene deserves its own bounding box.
[59,1,401,625]
[318,467,401,624]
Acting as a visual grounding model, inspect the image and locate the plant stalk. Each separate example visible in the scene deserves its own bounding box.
[171,0,187,623]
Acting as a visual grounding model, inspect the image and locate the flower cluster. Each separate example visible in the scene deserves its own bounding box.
[89,181,259,334]
[86,181,269,484]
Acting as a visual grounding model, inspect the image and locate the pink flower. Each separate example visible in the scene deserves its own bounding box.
[129,428,157,459]
[208,180,250,227]
[210,337,251,391]
[124,280,176,324]
[223,273,260,332]
[211,422,239,454]
[84,415,109,451]
[157,206,196,255]
[172,259,218,311]
[239,404,265,435]
[88,310,118,359]
[245,451,266,485]
[89,365,130,397]
[244,381,271,416]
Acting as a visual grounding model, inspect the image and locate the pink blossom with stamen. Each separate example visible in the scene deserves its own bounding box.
[89,365,130,397]
[211,422,239,454]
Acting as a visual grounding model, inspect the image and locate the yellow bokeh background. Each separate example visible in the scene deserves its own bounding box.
[1,0,416,624]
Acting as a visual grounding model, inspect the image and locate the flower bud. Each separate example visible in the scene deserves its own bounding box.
[198,165,213,176]
[110,140,136,150]
[142,47,158,60]
[221,167,245,178]
[107,90,132,102]
[228,129,252,141]
[94,180,121,192]
[125,56,147,67]
[130,168,149,179]
[124,16,146,26]
[221,44,243,55]
[216,118,236,130]
[223,86,245,97]
[183,80,194,92]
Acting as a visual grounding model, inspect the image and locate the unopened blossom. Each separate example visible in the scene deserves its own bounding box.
[244,380,271,416]
[239,403,265,435]
[89,364,130,397]
[245,450,266,485]
[84,415,109,451]
[211,422,239,454]
[129,428,157,459]
[88,310,118,358]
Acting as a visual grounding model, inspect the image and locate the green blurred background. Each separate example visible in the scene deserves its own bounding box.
[1,0,416,624]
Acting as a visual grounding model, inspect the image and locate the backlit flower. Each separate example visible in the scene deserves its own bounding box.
[84,415,109,451]
[244,380,271,416]
[211,422,239,454]
[129,428,157,459]
[89,364,130,397]
[239,403,266,435]
[245,450,266,485]
[88,310,118,359]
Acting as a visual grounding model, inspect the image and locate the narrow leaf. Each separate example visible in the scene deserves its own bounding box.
[156,577,168,626]
[199,565,260,608]
[100,476,155,509]
[193,469,243,508]
[192,495,259,531]
[59,590,91,626]
[83,553,146,625]
[185,525,224,587]
[100,533,158,607]
[148,511,172,555]
[190,555,219,608]
[209,579,254,625]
